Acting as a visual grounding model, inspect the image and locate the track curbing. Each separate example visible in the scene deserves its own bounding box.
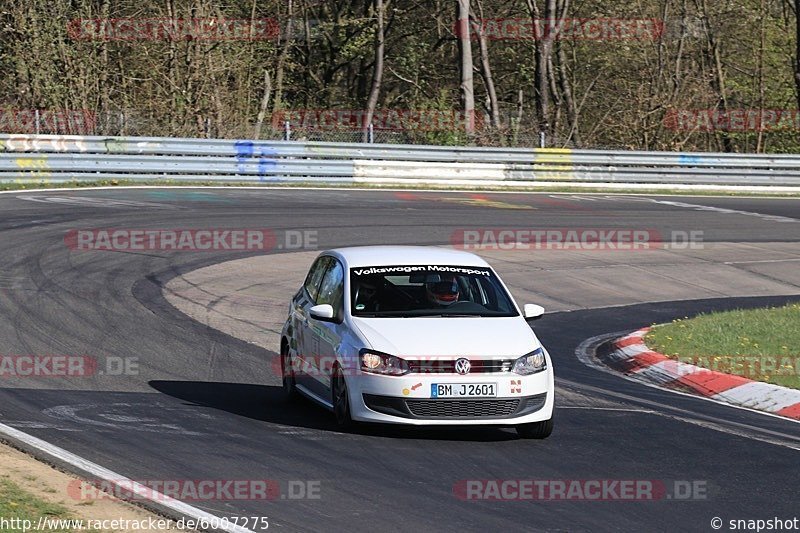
[600,328,800,421]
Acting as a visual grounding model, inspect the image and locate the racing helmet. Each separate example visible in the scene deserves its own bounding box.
[425,275,460,306]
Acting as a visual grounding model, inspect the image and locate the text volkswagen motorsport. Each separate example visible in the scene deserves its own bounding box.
[280,246,554,438]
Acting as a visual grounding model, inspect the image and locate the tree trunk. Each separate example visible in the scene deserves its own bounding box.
[556,39,579,145]
[457,0,475,133]
[554,0,579,145]
[515,89,524,143]
[254,70,272,140]
[704,11,733,152]
[165,0,178,135]
[527,0,557,138]
[756,0,767,153]
[547,49,561,137]
[99,0,110,134]
[794,0,800,110]
[470,1,500,128]
[273,0,295,115]
[363,0,385,142]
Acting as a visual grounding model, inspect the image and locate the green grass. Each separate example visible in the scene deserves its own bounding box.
[0,477,74,532]
[645,303,800,389]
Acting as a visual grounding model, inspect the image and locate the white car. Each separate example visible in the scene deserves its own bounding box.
[280,246,554,438]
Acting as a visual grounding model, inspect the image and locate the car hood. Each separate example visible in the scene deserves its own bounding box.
[350,316,540,357]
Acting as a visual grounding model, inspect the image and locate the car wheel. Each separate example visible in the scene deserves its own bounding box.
[281,342,299,401]
[516,417,553,439]
[331,365,354,430]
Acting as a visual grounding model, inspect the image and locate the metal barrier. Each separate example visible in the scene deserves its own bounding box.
[1,133,799,187]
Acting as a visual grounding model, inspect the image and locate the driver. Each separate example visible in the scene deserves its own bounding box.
[425,274,460,306]
[354,280,379,311]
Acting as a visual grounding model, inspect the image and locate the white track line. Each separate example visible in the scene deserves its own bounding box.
[647,198,800,223]
[725,258,800,265]
[0,421,254,533]
[0,184,799,195]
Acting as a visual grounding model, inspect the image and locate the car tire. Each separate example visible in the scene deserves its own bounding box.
[516,417,553,439]
[331,365,354,430]
[281,342,299,401]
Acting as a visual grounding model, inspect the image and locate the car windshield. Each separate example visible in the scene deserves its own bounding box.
[349,265,519,318]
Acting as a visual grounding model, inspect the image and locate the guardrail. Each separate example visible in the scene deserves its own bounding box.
[1,133,799,188]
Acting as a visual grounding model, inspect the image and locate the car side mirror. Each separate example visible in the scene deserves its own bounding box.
[523,304,545,321]
[309,304,336,322]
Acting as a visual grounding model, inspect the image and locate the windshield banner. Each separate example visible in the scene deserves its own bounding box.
[351,265,492,277]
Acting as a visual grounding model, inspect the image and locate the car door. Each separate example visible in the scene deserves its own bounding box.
[292,256,331,393]
[307,257,345,399]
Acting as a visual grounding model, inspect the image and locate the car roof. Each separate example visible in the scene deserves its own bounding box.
[326,246,491,269]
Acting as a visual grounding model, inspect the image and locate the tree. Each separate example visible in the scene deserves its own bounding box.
[791,0,800,110]
[470,0,500,129]
[456,0,475,133]
[363,0,386,141]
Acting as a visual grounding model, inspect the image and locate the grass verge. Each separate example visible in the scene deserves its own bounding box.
[0,477,74,532]
[645,303,800,389]
[0,441,183,533]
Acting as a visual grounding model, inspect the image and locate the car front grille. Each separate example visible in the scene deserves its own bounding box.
[405,398,520,418]
[406,359,514,374]
[362,393,547,420]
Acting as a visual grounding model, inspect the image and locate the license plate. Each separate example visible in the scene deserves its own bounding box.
[431,383,496,398]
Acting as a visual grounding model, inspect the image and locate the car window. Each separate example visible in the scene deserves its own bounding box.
[349,265,518,317]
[304,256,331,303]
[316,258,344,319]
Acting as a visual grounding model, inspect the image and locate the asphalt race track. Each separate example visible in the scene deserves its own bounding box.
[0,188,799,532]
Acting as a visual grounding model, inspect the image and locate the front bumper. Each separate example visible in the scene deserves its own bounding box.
[347,370,554,425]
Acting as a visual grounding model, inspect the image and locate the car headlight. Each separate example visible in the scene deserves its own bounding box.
[359,349,410,376]
[512,348,547,375]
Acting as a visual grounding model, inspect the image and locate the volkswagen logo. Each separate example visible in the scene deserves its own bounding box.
[454,358,471,375]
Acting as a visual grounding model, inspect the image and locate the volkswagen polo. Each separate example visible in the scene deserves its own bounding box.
[280,245,554,438]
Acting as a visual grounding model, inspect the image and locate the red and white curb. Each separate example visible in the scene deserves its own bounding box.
[605,328,800,421]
